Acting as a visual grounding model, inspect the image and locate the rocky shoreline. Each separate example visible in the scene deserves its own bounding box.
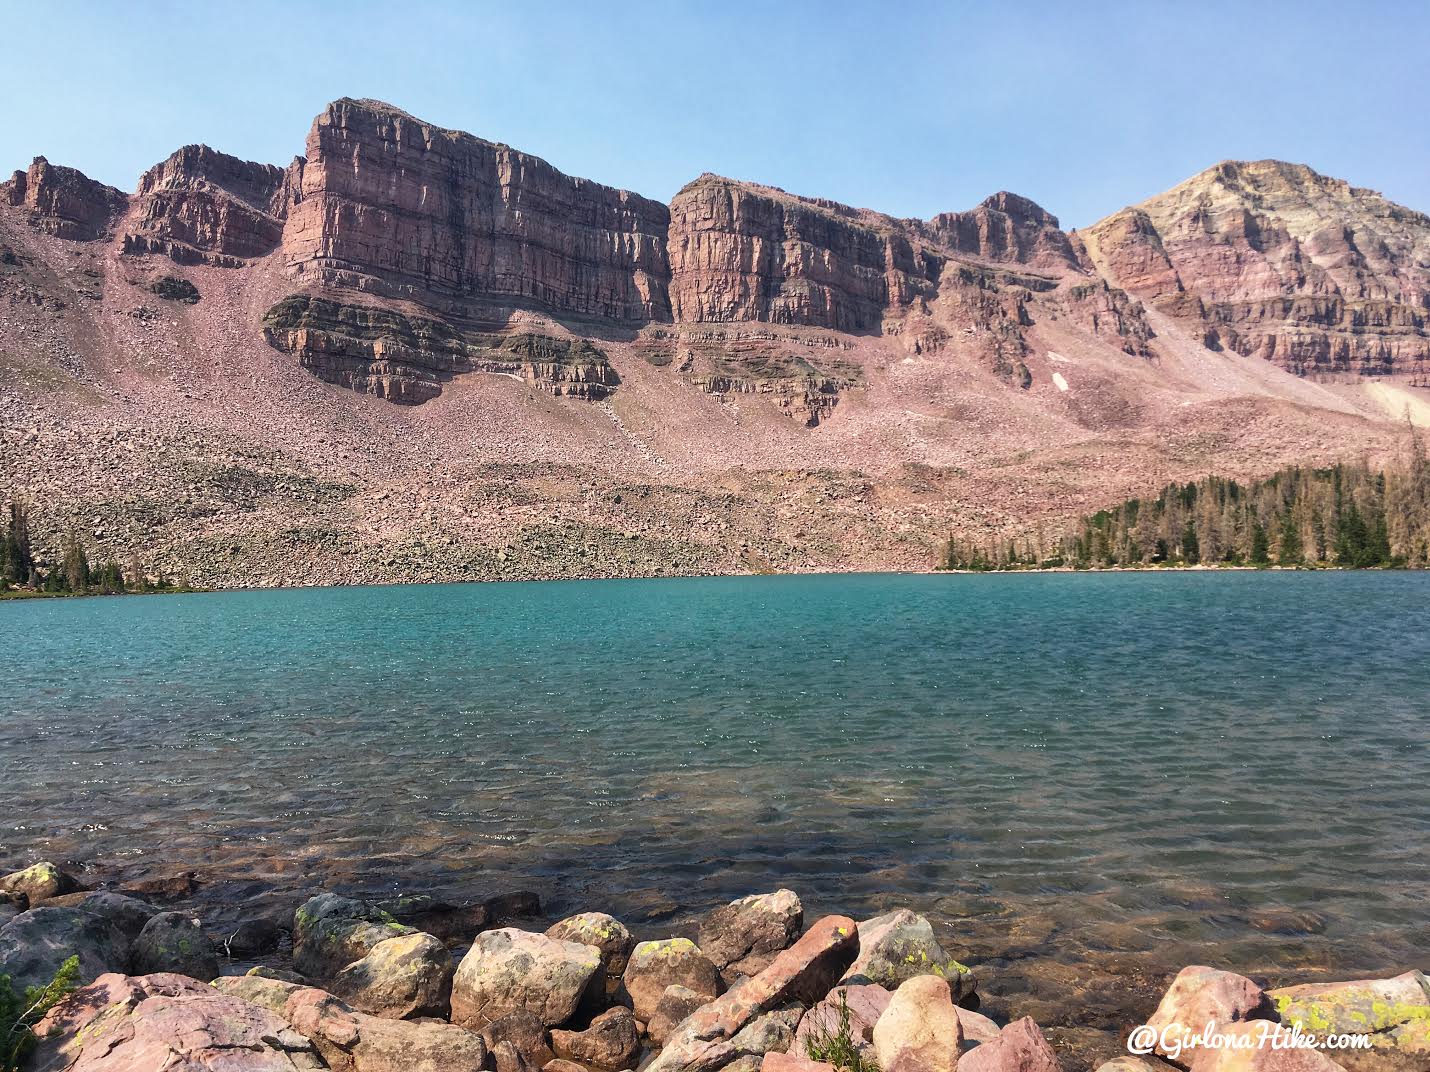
[0,861,1425,1072]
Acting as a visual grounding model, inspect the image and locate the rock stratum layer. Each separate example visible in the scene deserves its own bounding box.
[1086,160,1430,376]
[2,97,1429,588]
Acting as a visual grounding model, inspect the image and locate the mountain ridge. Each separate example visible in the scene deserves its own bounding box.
[1,99,1426,588]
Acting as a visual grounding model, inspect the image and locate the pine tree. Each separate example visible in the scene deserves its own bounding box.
[1250,520,1270,566]
[63,531,90,592]
[1277,512,1303,565]
[3,501,34,586]
[1181,520,1200,565]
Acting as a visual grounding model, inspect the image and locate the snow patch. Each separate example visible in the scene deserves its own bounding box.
[1047,351,1070,364]
[1052,372,1070,392]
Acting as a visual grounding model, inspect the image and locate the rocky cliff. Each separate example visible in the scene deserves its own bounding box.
[1086,160,1430,376]
[122,145,296,267]
[1,157,128,241]
[282,98,671,320]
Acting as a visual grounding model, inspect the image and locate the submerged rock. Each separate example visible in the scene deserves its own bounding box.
[131,910,220,980]
[450,927,603,1028]
[700,890,804,982]
[622,938,721,1022]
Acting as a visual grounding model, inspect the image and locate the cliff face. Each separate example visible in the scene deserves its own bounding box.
[667,176,898,331]
[2,157,127,240]
[122,145,296,266]
[281,98,671,321]
[7,99,1427,417]
[926,192,1086,273]
[1087,161,1430,375]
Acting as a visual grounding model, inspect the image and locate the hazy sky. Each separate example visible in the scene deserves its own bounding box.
[4,0,1426,229]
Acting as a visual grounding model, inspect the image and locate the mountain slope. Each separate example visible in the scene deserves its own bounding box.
[1,102,1425,587]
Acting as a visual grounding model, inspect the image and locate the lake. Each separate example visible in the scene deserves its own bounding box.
[1,572,1426,1060]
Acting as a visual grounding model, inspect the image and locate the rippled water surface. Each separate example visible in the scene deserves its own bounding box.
[2,572,1426,1058]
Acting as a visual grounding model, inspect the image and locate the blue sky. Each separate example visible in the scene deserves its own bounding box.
[5,0,1426,229]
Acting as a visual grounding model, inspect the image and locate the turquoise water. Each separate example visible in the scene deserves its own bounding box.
[1,572,1426,1042]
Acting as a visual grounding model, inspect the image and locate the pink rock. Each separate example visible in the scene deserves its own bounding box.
[1185,1021,1346,1071]
[871,976,962,1072]
[29,972,323,1071]
[955,1005,1003,1047]
[956,1017,1060,1072]
[792,983,891,1056]
[646,915,858,1072]
[1146,966,1275,1062]
[761,1054,836,1072]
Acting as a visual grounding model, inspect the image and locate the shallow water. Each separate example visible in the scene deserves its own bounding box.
[2,572,1426,1062]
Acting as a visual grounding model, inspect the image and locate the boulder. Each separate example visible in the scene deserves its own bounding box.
[248,965,310,984]
[699,891,803,980]
[1093,1060,1176,1072]
[792,983,891,1059]
[762,1056,835,1072]
[622,938,721,1022]
[1184,1021,1346,1071]
[492,1040,535,1072]
[283,984,489,1072]
[839,910,974,1001]
[646,914,858,1072]
[292,893,416,980]
[43,891,158,942]
[0,861,80,906]
[872,975,962,1072]
[1268,970,1430,1057]
[120,872,199,900]
[551,1005,641,1069]
[131,910,220,980]
[214,973,307,1012]
[954,1006,1002,1048]
[543,1061,587,1072]
[450,927,603,1028]
[29,971,323,1071]
[547,912,635,995]
[331,931,453,1019]
[649,983,718,1046]
[956,1017,1059,1072]
[0,906,128,991]
[1146,966,1275,1062]
[479,1009,557,1068]
[724,1005,804,1063]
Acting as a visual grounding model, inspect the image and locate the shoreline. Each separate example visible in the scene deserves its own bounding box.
[2,858,1424,1072]
[0,561,1413,602]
